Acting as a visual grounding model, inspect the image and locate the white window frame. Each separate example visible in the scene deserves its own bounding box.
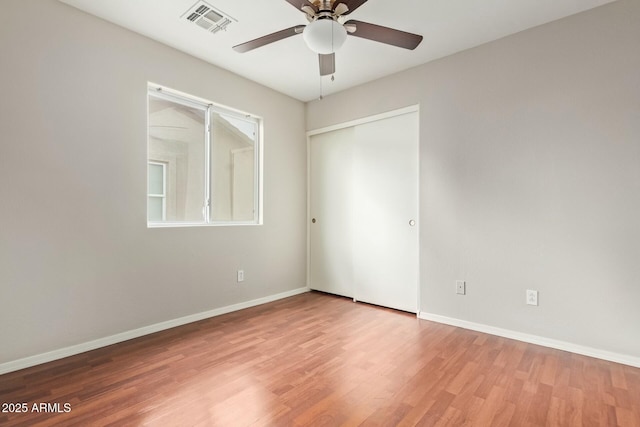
[147,84,263,227]
[148,161,167,221]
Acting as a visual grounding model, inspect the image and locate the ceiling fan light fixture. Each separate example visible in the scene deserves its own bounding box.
[303,19,347,54]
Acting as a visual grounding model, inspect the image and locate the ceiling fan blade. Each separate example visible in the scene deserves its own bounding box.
[319,53,335,76]
[233,25,305,53]
[284,0,318,13]
[344,20,423,50]
[332,0,368,15]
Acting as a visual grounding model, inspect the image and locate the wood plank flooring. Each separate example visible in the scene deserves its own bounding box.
[1,291,639,426]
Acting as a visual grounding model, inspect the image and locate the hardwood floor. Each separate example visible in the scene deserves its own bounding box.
[1,291,639,426]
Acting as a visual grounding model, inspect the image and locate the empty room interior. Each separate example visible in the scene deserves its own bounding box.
[1,0,639,425]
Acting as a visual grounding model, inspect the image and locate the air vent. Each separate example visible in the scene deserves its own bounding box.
[182,1,236,35]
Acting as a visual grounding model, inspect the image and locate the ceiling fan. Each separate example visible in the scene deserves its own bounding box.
[232,0,423,76]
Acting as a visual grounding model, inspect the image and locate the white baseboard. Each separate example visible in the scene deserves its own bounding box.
[0,287,310,375]
[418,311,640,369]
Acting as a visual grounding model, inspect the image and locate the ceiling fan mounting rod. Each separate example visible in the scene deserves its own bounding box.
[315,0,333,11]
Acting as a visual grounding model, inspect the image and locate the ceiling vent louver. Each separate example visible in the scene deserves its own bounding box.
[182,1,236,35]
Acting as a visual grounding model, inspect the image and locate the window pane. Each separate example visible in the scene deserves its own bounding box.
[148,95,206,223]
[211,113,256,222]
[148,197,163,222]
[148,163,164,195]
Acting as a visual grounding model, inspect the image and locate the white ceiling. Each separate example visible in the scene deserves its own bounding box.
[59,0,617,102]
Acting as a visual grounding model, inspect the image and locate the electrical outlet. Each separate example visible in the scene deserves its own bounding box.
[237,270,244,282]
[526,289,538,306]
[456,280,466,295]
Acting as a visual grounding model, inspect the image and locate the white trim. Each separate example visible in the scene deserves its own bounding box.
[147,221,261,228]
[204,105,212,223]
[0,287,309,375]
[306,105,420,136]
[148,83,262,120]
[418,311,640,369]
[414,106,421,315]
[148,87,210,113]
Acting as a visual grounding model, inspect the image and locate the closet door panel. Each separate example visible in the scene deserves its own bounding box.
[352,112,419,312]
[308,127,355,297]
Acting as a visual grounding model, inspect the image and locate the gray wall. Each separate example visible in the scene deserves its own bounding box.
[307,0,640,358]
[0,0,307,364]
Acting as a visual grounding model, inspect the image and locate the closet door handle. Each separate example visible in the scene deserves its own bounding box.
[409,219,416,227]
[312,218,317,224]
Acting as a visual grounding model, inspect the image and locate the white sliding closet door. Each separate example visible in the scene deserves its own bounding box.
[309,110,419,313]
[308,126,356,298]
[351,112,419,312]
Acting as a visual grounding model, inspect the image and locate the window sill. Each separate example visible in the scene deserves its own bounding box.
[147,221,262,228]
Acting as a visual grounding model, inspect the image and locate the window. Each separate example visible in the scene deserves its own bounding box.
[147,161,166,221]
[147,85,262,226]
